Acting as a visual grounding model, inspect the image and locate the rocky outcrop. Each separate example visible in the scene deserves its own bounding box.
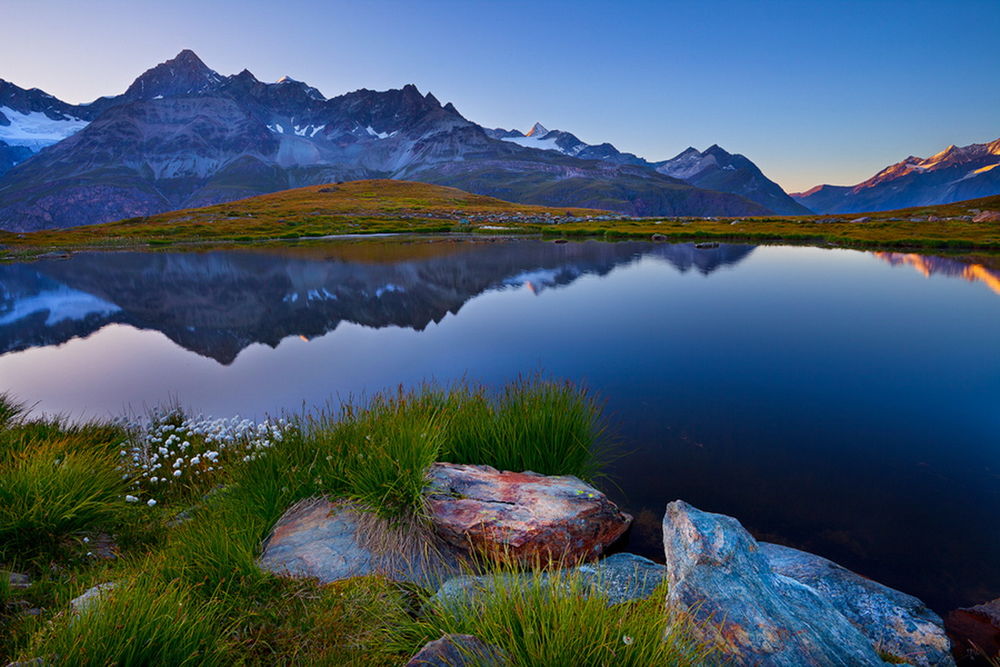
[946,597,1000,662]
[662,500,887,666]
[405,634,503,666]
[258,498,462,587]
[761,543,954,666]
[424,463,631,566]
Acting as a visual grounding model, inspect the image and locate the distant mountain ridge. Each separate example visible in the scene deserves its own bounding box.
[487,124,808,215]
[793,139,1000,213]
[0,50,771,231]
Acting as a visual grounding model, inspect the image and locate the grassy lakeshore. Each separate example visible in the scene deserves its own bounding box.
[1,180,998,258]
[0,379,713,666]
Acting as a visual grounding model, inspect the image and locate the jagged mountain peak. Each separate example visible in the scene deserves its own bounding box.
[123,48,222,100]
[704,144,731,157]
[526,122,549,137]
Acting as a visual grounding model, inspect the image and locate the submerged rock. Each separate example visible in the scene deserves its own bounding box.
[946,597,1000,662]
[424,463,631,566]
[662,500,885,666]
[405,634,503,666]
[258,498,463,587]
[430,552,667,611]
[761,543,953,666]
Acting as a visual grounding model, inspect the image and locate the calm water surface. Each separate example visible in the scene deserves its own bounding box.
[1,237,997,612]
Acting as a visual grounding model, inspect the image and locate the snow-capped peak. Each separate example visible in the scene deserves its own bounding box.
[526,122,549,137]
[276,75,298,84]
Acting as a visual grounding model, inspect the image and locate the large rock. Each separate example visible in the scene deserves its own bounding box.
[946,597,1000,662]
[761,543,953,666]
[405,634,503,666]
[258,498,462,587]
[424,463,631,566]
[430,552,667,611]
[662,500,886,666]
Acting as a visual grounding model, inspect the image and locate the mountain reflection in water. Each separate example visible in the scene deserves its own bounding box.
[0,239,754,364]
[874,252,1000,295]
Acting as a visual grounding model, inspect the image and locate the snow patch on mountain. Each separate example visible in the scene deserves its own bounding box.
[0,286,120,326]
[0,106,89,151]
[501,133,563,153]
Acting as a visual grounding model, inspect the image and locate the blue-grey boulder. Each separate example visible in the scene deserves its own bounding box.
[429,552,667,612]
[258,497,462,587]
[662,500,886,666]
[761,543,953,666]
[405,634,503,666]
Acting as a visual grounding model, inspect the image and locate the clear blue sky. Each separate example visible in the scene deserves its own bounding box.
[2,0,998,192]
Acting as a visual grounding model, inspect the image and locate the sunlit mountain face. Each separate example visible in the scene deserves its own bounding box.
[0,239,755,364]
[874,252,1000,296]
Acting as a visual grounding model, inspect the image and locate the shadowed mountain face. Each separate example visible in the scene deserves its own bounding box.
[0,51,769,231]
[793,138,1000,213]
[0,239,755,364]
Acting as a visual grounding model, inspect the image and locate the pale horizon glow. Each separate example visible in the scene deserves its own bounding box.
[1,0,998,192]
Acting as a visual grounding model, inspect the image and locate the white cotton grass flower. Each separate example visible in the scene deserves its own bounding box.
[116,405,292,506]
[125,495,139,503]
[147,498,157,507]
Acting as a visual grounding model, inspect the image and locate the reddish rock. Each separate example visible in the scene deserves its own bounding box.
[946,598,1000,662]
[972,210,1000,223]
[424,463,630,566]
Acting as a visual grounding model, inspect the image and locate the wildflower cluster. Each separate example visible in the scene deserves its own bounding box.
[117,407,289,506]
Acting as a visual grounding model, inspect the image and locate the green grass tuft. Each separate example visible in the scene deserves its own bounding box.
[391,565,713,666]
[27,574,230,666]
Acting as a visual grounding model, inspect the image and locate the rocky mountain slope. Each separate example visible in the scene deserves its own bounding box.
[793,139,1000,213]
[487,124,808,214]
[0,51,769,231]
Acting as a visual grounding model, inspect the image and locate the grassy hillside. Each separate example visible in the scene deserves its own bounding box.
[1,180,998,254]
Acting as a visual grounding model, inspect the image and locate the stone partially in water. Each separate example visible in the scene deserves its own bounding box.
[662,500,885,666]
[945,597,1000,662]
[760,543,953,666]
[258,498,462,587]
[424,463,631,566]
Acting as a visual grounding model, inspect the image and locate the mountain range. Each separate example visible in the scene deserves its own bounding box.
[486,124,810,215]
[0,50,786,231]
[793,139,1000,214]
[1,50,996,230]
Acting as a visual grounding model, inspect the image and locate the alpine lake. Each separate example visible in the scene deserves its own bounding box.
[1,235,997,614]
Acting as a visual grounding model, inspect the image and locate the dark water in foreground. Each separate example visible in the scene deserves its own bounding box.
[0,237,998,612]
